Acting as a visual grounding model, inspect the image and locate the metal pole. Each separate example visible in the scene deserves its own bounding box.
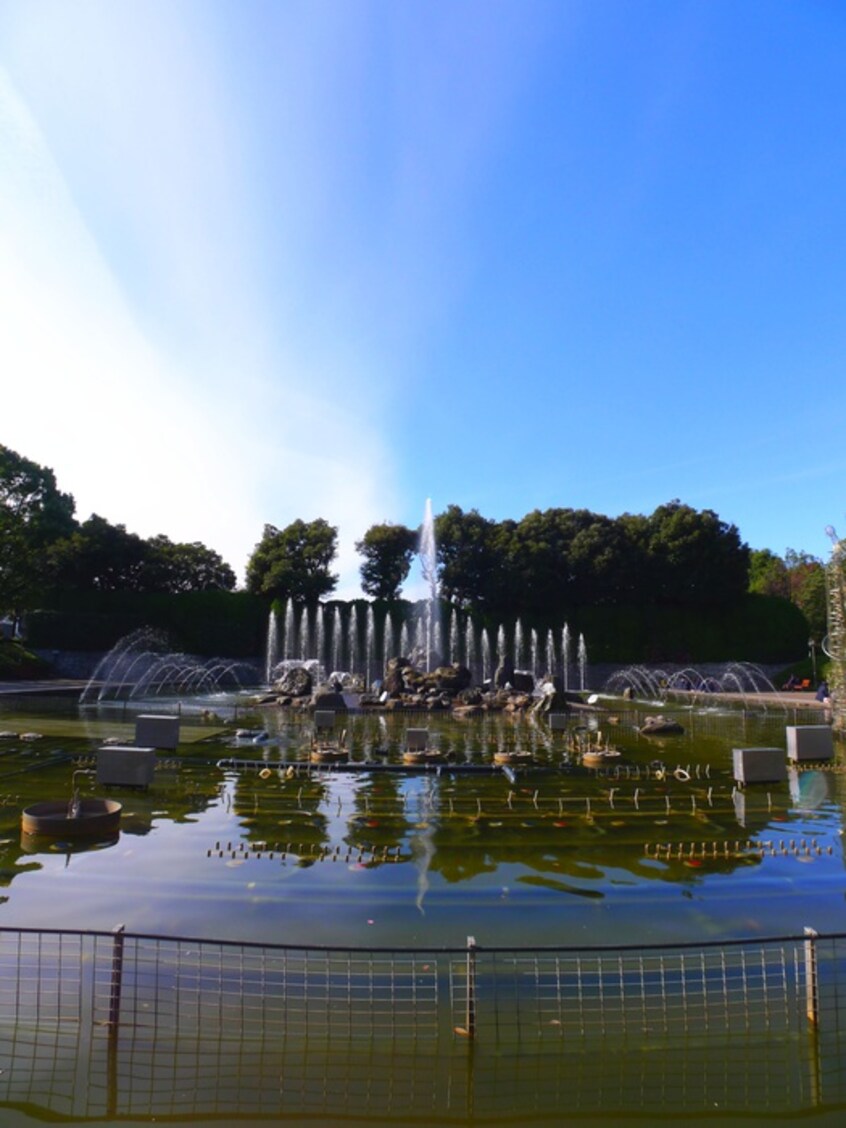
[107,924,126,1118]
[804,926,819,1025]
[803,926,822,1107]
[466,935,477,1040]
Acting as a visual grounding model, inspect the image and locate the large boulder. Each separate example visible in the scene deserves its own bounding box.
[383,656,411,696]
[430,664,472,693]
[274,665,313,697]
[640,715,685,735]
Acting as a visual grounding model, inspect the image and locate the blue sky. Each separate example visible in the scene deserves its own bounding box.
[1,0,845,597]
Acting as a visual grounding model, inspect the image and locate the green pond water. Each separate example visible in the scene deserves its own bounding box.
[0,690,844,1126]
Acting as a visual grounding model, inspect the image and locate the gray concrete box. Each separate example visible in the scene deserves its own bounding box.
[732,746,787,785]
[786,725,834,762]
[314,710,336,731]
[548,713,569,730]
[97,745,157,787]
[135,714,180,750]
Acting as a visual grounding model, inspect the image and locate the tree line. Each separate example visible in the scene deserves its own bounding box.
[0,445,236,625]
[0,443,827,639]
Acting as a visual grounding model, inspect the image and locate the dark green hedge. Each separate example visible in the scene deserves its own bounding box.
[25,590,808,664]
[26,591,269,658]
[561,594,808,664]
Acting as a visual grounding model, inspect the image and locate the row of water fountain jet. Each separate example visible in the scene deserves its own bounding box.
[266,601,588,690]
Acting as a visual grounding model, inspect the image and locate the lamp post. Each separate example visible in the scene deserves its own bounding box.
[809,638,817,683]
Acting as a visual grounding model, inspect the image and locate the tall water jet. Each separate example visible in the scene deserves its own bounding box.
[265,608,279,685]
[315,604,325,670]
[331,605,343,673]
[283,600,295,661]
[578,633,588,691]
[514,619,524,670]
[365,604,375,684]
[465,617,476,680]
[448,607,458,666]
[418,499,440,672]
[348,605,359,674]
[561,623,571,691]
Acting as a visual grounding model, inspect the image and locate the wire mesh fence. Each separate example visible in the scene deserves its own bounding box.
[1,925,845,1120]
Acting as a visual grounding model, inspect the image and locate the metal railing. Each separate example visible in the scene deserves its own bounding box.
[1,925,845,1120]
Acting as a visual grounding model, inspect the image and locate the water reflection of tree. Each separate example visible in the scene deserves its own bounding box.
[343,770,408,857]
[230,771,330,861]
[421,773,792,887]
[428,815,769,888]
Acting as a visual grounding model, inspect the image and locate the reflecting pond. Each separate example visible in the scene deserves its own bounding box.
[0,692,843,946]
[0,689,844,1128]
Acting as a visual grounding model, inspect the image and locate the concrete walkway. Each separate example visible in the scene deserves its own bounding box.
[0,679,90,695]
[662,687,828,710]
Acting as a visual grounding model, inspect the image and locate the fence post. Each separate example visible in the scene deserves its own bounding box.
[803,926,819,1025]
[109,924,126,1031]
[466,936,477,1040]
[107,924,126,1119]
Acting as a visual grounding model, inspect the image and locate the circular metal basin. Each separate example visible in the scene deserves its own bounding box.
[21,798,122,839]
[310,748,349,764]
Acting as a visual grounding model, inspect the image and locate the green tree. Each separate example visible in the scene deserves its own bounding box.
[510,508,638,614]
[0,444,76,618]
[48,515,149,591]
[509,509,581,617]
[49,521,238,594]
[784,548,827,640]
[434,506,513,613]
[748,547,826,640]
[356,523,418,600]
[570,514,643,605]
[643,501,749,606]
[748,548,789,598]
[143,535,237,593]
[246,519,338,602]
